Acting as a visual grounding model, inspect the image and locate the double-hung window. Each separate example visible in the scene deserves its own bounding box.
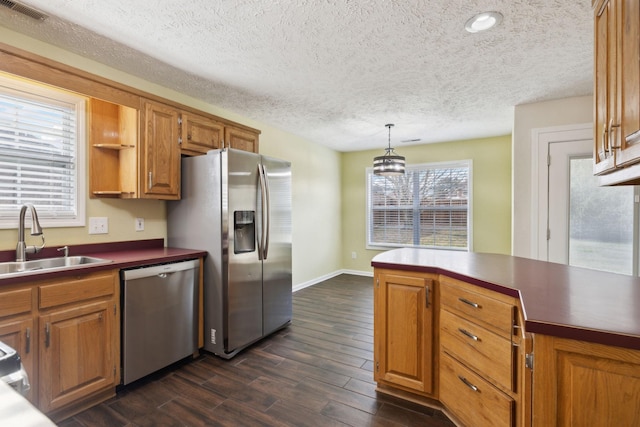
[367,160,471,250]
[0,73,85,228]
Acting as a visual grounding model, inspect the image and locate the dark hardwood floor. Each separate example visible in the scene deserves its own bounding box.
[58,274,455,427]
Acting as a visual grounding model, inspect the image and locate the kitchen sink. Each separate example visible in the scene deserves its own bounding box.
[0,256,112,278]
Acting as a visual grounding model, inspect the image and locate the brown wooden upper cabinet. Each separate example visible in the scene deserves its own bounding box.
[140,99,181,200]
[225,125,260,153]
[0,42,261,199]
[179,112,260,155]
[89,98,139,198]
[89,98,261,199]
[594,0,640,184]
[179,112,224,155]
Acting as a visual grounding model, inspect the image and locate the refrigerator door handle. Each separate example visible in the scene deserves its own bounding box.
[262,164,271,259]
[258,163,269,260]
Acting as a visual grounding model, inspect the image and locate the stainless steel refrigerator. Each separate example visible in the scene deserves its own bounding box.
[167,148,292,359]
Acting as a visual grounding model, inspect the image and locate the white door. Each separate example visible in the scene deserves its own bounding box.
[546,140,636,274]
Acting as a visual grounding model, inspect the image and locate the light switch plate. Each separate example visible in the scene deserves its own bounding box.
[89,217,108,234]
[135,217,144,231]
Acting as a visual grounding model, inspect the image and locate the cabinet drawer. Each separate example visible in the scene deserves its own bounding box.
[440,277,514,338]
[440,309,514,391]
[440,352,514,427]
[39,271,116,309]
[0,287,33,317]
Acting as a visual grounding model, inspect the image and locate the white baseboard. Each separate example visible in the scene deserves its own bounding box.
[293,269,373,292]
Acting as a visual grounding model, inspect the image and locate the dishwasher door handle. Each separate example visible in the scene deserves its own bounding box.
[121,259,199,281]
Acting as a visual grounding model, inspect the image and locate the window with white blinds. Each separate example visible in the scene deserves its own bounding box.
[367,161,471,250]
[0,73,85,228]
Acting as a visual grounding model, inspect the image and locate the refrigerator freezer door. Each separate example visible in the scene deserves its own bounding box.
[168,153,225,356]
[225,149,264,352]
[261,155,292,335]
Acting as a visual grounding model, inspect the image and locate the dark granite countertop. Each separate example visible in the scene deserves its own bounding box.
[0,239,207,286]
[372,248,640,350]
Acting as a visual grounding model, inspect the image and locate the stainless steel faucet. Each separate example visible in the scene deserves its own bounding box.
[16,203,45,262]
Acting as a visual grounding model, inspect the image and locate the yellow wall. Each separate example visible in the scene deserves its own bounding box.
[341,135,512,272]
[0,26,343,287]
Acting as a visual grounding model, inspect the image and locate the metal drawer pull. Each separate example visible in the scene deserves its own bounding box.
[458,297,480,308]
[458,328,479,341]
[458,375,479,392]
[25,327,31,354]
[45,323,50,348]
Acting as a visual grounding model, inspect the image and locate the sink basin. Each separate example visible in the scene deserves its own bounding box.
[0,256,112,278]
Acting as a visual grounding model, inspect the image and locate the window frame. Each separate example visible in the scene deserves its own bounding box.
[0,72,86,229]
[366,160,473,251]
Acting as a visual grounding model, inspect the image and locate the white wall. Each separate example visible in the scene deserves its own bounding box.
[512,95,593,258]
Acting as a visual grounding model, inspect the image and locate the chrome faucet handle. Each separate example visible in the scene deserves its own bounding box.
[56,245,69,257]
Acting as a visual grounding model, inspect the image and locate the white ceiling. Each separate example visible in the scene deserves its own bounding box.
[0,0,593,152]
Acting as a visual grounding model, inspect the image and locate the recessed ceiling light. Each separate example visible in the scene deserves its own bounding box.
[465,11,503,33]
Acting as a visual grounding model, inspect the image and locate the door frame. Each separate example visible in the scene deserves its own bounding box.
[530,123,593,261]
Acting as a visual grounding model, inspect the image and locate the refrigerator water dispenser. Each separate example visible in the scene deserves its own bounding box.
[234,210,255,253]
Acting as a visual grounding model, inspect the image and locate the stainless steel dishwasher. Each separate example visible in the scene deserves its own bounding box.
[121,259,199,385]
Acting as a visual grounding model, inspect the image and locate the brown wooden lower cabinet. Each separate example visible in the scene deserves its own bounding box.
[0,270,120,421]
[374,267,640,427]
[373,269,529,427]
[440,351,514,427]
[533,334,640,427]
[0,317,35,402]
[373,269,436,397]
[38,300,115,413]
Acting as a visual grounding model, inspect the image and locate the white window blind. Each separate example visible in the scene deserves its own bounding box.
[367,161,471,250]
[0,74,85,228]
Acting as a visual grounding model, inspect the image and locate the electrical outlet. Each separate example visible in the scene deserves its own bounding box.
[352,251,357,259]
[135,217,144,231]
[88,217,108,234]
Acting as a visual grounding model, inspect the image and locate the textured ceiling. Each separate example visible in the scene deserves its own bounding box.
[0,0,593,152]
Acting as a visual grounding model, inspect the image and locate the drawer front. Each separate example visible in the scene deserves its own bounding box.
[39,271,116,309]
[440,351,514,427]
[0,287,33,317]
[440,278,514,338]
[440,309,514,391]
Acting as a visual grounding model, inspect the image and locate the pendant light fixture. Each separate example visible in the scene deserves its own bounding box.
[373,123,405,176]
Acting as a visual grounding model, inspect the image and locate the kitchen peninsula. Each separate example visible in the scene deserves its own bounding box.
[372,248,640,427]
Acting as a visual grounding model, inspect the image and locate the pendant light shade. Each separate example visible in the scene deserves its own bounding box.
[373,124,405,176]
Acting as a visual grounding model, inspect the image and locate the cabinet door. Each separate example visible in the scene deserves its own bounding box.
[533,335,640,426]
[225,126,259,153]
[0,318,35,403]
[616,0,640,167]
[180,112,224,155]
[38,301,116,413]
[374,272,434,395]
[141,100,181,199]
[594,0,618,175]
